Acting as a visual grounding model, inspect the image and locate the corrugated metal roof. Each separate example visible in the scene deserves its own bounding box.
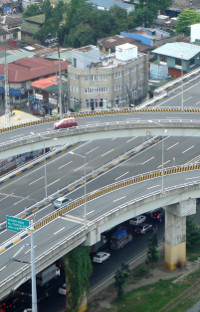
[21,22,40,35]
[152,42,200,60]
[0,51,35,64]
[87,0,133,10]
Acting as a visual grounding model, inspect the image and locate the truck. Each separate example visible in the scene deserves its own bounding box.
[36,264,60,287]
[90,234,108,258]
[110,228,132,250]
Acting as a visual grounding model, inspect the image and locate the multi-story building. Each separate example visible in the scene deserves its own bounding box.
[68,44,148,110]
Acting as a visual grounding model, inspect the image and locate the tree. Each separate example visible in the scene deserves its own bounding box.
[64,246,92,312]
[186,216,200,249]
[175,9,200,36]
[146,231,160,265]
[22,4,44,18]
[114,263,130,299]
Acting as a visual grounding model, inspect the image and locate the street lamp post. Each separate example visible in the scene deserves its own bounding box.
[69,151,87,228]
[181,52,184,112]
[162,128,168,194]
[44,141,48,198]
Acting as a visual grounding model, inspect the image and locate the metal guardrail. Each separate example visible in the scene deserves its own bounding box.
[1,106,200,134]
[154,67,200,94]
[1,117,200,150]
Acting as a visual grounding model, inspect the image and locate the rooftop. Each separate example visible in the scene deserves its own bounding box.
[152,42,200,60]
[0,57,69,82]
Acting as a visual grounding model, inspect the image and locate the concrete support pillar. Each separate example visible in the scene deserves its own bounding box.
[164,198,196,270]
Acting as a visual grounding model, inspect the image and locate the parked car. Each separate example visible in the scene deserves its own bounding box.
[92,252,111,263]
[129,215,146,226]
[54,196,71,209]
[150,208,165,222]
[132,223,156,234]
[58,283,66,296]
[54,117,78,130]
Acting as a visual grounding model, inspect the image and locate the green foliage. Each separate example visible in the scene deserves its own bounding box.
[114,263,130,299]
[146,231,160,265]
[22,4,44,18]
[135,265,150,278]
[64,246,92,312]
[186,216,200,249]
[175,9,200,36]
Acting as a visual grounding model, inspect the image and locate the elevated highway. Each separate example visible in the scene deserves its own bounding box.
[0,166,199,299]
[1,111,200,159]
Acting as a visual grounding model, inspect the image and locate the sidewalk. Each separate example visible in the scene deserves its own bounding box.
[0,109,40,128]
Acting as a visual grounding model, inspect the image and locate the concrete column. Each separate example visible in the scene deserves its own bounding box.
[164,198,196,270]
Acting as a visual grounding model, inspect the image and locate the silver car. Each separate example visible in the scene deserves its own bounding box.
[54,196,71,209]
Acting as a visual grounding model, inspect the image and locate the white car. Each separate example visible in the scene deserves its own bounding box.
[54,196,71,209]
[93,252,111,263]
[58,283,66,295]
[129,215,146,226]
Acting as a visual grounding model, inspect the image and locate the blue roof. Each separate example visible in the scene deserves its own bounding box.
[87,0,133,10]
[152,42,200,60]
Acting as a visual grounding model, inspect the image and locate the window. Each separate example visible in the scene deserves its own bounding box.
[175,58,181,66]
[114,71,122,79]
[85,86,108,93]
[73,58,77,68]
[160,55,167,62]
[190,58,195,66]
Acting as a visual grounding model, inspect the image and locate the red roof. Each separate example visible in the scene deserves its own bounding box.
[32,75,61,89]
[0,57,69,83]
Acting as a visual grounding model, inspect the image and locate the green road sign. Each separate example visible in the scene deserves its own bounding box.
[6,216,30,232]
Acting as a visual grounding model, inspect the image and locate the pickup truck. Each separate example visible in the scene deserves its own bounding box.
[92,252,111,263]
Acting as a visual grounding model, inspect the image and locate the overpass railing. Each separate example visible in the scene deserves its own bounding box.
[1,169,200,295]
[1,162,200,254]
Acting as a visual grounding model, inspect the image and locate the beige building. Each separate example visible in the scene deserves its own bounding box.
[68,44,148,110]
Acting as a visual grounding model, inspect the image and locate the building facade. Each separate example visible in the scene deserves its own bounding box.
[68,44,148,110]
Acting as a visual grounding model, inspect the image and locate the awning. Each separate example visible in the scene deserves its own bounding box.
[4,6,11,11]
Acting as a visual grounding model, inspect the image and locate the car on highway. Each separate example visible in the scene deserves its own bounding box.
[54,196,71,209]
[129,215,146,226]
[92,252,111,263]
[150,208,165,222]
[54,117,78,130]
[132,223,156,235]
[58,283,67,296]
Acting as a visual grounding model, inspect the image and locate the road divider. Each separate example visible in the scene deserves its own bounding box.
[1,107,200,134]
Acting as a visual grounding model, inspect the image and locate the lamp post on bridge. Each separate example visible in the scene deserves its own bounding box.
[69,151,87,229]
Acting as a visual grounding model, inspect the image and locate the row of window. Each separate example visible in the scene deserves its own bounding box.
[85,86,108,93]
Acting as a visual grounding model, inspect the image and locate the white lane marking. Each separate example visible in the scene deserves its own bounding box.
[141,156,155,165]
[58,161,72,170]
[86,147,99,155]
[113,196,126,202]
[126,137,136,143]
[29,176,43,185]
[115,171,129,181]
[0,193,12,202]
[14,196,30,206]
[147,185,160,190]
[196,100,200,105]
[157,160,170,168]
[184,96,192,102]
[10,134,23,139]
[47,179,60,187]
[86,210,94,216]
[166,142,179,150]
[101,149,115,157]
[25,246,36,255]
[74,163,88,172]
[185,176,200,180]
[0,266,6,272]
[182,145,194,154]
[54,227,65,235]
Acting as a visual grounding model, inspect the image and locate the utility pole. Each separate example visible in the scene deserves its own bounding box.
[4,44,11,124]
[57,43,62,119]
